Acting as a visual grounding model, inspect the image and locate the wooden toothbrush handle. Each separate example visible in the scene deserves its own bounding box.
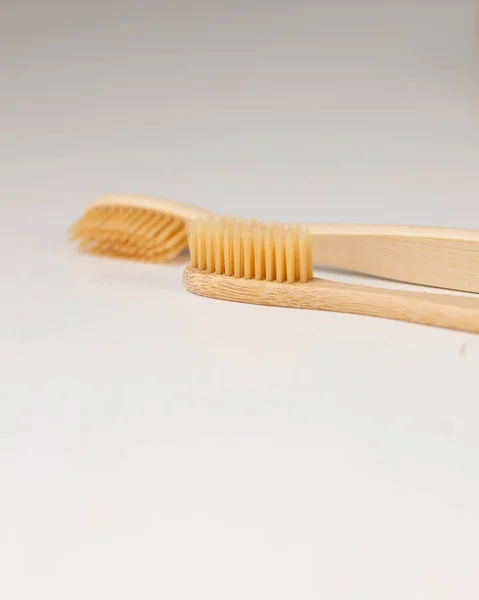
[183,268,479,334]
[307,224,479,293]
[311,279,479,333]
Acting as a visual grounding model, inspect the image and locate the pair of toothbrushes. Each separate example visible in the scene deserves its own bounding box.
[69,193,479,333]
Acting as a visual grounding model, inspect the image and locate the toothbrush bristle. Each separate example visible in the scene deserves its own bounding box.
[68,205,188,262]
[187,217,313,283]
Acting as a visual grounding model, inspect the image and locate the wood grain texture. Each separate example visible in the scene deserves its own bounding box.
[309,224,479,293]
[183,267,479,334]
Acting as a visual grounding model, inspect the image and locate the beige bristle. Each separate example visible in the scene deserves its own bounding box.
[274,226,285,283]
[196,225,207,270]
[205,227,214,272]
[264,226,274,282]
[243,225,254,279]
[187,217,313,283]
[233,222,243,278]
[213,226,224,274]
[69,205,188,262]
[253,225,265,281]
[224,226,233,276]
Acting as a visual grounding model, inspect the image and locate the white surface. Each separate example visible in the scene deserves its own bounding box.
[2,1,479,598]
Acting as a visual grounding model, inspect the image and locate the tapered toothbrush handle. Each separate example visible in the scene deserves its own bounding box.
[183,267,479,334]
[307,224,479,293]
[307,278,479,333]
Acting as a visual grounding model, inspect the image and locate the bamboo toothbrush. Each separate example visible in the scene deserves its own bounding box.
[69,193,479,293]
[183,216,479,334]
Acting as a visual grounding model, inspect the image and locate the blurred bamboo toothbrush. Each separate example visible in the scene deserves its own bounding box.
[69,193,479,293]
[69,194,212,263]
[183,216,479,334]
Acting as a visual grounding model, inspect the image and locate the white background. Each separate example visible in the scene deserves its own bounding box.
[2,1,479,598]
